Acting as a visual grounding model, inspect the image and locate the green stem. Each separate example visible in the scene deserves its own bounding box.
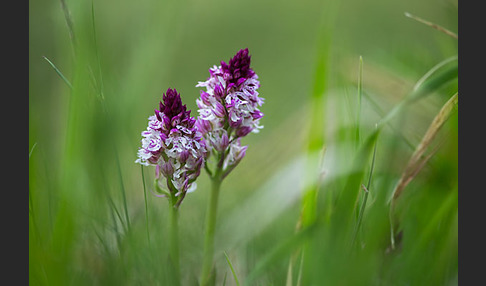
[169,200,181,285]
[165,177,181,285]
[200,163,223,286]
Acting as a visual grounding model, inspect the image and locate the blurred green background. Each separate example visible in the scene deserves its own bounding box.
[29,0,458,285]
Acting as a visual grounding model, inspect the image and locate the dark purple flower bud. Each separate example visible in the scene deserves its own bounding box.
[196,118,212,135]
[159,88,187,122]
[227,82,235,90]
[214,102,226,118]
[229,116,242,128]
[148,156,159,165]
[252,110,264,120]
[236,145,247,162]
[221,48,255,86]
[160,161,174,178]
[214,84,225,100]
[214,131,229,152]
[237,77,247,86]
[155,109,162,121]
[200,90,211,105]
[180,150,190,164]
[171,114,182,127]
[160,132,168,142]
[220,132,229,150]
[236,126,252,137]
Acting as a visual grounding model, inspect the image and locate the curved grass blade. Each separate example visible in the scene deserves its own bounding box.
[224,251,240,286]
[378,57,457,128]
[413,56,458,93]
[389,92,458,249]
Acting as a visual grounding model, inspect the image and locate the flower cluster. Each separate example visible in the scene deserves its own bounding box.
[136,88,206,200]
[195,48,264,172]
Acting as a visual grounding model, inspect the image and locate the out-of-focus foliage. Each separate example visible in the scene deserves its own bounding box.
[29,0,457,285]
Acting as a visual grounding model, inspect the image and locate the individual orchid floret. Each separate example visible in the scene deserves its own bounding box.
[196,48,264,176]
[136,88,206,207]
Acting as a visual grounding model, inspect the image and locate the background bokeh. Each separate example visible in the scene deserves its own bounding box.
[29,0,458,285]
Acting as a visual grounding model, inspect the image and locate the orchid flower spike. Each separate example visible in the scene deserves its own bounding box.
[195,48,264,177]
[136,88,206,207]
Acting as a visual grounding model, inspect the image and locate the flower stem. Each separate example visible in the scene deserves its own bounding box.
[166,177,181,285]
[200,163,223,286]
[169,201,181,285]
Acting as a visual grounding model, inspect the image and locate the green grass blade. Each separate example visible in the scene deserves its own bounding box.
[332,129,380,234]
[141,165,151,245]
[300,0,340,230]
[224,251,240,286]
[42,56,73,89]
[29,142,38,159]
[91,0,105,101]
[107,193,126,234]
[351,138,377,247]
[59,0,76,48]
[413,56,458,93]
[355,56,363,150]
[115,151,131,232]
[378,57,457,128]
[243,223,317,286]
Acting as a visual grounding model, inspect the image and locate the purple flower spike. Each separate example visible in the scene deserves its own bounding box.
[195,48,264,173]
[136,88,206,203]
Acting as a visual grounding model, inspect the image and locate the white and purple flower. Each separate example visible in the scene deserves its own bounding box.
[136,88,206,203]
[195,48,264,174]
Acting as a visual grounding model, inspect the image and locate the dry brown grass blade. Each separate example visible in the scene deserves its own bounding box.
[392,92,458,202]
[404,12,458,39]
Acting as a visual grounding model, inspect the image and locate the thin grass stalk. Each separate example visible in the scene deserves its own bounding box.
[43,56,73,90]
[29,142,38,159]
[296,251,304,286]
[141,166,151,245]
[224,251,240,286]
[355,56,363,150]
[59,0,76,56]
[91,0,105,101]
[351,139,377,248]
[404,12,458,39]
[115,152,130,232]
